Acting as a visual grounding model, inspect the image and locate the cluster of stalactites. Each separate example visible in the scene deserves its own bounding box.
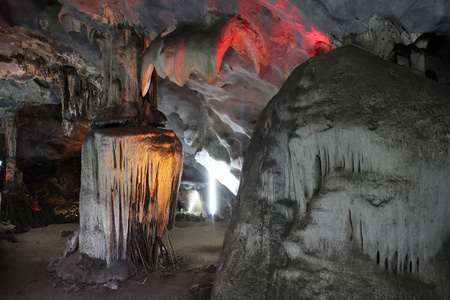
[79,126,183,267]
[140,12,268,94]
[284,127,450,275]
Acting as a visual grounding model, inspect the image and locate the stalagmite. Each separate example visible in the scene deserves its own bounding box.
[79,125,182,268]
[1,115,18,183]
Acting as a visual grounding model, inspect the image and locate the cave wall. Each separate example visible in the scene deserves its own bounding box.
[2,0,450,198]
[0,1,450,237]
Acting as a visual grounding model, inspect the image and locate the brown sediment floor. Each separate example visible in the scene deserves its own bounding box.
[0,220,227,300]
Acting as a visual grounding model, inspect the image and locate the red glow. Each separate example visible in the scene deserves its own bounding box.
[142,15,268,87]
[237,0,333,75]
[216,15,268,76]
[31,202,41,212]
[310,40,334,57]
[142,0,333,88]
[27,195,41,211]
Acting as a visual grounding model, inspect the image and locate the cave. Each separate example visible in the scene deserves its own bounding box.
[0,1,449,299]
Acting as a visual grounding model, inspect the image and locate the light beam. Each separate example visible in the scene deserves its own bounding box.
[209,171,217,217]
[188,190,200,213]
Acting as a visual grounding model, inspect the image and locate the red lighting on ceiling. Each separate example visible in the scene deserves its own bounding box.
[238,0,333,60]
[216,14,268,76]
[142,0,334,88]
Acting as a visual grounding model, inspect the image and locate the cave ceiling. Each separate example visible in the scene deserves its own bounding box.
[0,0,450,194]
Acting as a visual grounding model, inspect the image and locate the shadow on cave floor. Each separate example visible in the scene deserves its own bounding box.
[0,220,228,299]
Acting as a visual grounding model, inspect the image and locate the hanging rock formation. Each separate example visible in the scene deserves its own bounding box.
[140,11,267,90]
[212,45,450,299]
[79,125,182,268]
[4,0,450,200]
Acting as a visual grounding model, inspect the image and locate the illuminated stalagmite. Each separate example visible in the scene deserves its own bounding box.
[79,126,182,268]
[212,45,450,299]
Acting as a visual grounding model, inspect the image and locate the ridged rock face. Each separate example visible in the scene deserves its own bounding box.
[3,0,450,198]
[79,126,182,267]
[212,45,450,299]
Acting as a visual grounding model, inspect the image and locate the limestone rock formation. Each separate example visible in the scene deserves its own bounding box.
[4,0,450,200]
[79,126,182,268]
[212,45,450,299]
[141,11,267,90]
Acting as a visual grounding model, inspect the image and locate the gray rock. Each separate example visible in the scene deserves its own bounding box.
[105,280,119,290]
[189,283,200,293]
[78,254,94,270]
[109,259,130,281]
[63,230,79,258]
[212,45,450,299]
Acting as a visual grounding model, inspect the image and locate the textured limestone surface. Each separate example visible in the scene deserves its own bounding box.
[79,125,182,267]
[2,1,450,197]
[212,45,450,299]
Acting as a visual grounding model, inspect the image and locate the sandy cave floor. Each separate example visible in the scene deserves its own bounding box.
[0,220,228,300]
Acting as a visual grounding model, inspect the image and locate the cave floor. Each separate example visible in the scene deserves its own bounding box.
[0,219,228,300]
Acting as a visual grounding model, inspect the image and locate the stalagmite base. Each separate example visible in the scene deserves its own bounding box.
[79,125,182,271]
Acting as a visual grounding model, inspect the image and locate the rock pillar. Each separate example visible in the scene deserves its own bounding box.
[79,125,182,268]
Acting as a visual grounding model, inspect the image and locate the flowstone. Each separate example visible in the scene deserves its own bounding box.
[79,125,182,269]
[212,45,450,299]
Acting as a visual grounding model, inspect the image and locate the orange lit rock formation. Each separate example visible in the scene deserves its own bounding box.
[79,126,182,268]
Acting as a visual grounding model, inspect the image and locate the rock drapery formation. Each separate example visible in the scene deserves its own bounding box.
[140,11,268,90]
[79,125,182,268]
[3,0,450,200]
[212,45,450,299]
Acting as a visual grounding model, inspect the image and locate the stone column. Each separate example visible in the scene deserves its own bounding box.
[1,115,18,183]
[79,125,183,269]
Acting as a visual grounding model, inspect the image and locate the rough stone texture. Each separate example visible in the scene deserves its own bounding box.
[49,253,117,285]
[17,104,88,162]
[141,11,267,89]
[109,259,131,281]
[79,125,182,266]
[1,116,18,182]
[0,79,59,118]
[2,1,450,197]
[16,105,88,218]
[212,45,450,299]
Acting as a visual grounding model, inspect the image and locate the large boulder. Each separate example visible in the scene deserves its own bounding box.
[212,45,450,299]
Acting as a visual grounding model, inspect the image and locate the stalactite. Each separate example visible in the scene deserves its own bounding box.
[79,125,182,267]
[287,127,450,275]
